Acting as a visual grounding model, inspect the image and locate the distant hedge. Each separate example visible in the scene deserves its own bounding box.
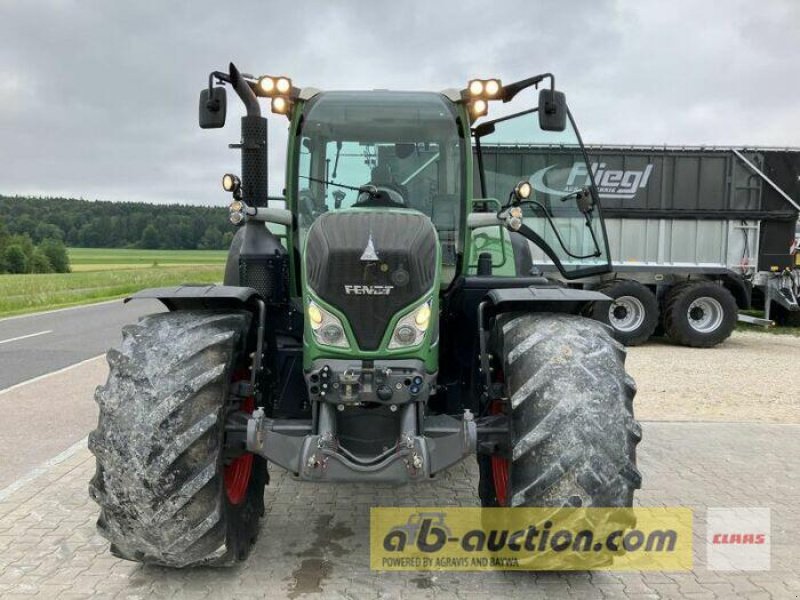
[0,230,70,274]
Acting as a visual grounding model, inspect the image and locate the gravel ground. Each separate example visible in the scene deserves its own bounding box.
[628,330,798,423]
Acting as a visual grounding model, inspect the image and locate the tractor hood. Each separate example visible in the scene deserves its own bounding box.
[304,210,438,351]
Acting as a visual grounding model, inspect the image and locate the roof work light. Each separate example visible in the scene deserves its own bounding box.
[256,74,295,118]
[465,78,503,120]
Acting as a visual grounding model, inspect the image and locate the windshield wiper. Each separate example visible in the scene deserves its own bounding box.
[331,141,342,179]
[400,152,440,185]
[509,198,602,260]
[300,175,377,197]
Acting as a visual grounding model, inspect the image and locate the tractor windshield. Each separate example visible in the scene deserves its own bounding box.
[474,108,612,278]
[295,91,465,277]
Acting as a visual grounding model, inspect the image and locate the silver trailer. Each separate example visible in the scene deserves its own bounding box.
[477,145,800,346]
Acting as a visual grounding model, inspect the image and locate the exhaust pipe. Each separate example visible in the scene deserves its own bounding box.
[229,63,268,208]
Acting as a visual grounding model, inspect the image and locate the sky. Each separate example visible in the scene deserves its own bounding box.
[1,0,798,205]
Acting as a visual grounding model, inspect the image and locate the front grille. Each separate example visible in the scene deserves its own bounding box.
[304,211,438,350]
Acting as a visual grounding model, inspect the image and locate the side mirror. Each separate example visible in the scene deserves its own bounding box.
[538,89,567,132]
[199,86,227,129]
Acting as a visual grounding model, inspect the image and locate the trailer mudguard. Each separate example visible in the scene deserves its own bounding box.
[718,273,752,310]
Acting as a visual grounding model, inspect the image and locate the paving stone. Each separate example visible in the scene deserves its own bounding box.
[0,422,796,598]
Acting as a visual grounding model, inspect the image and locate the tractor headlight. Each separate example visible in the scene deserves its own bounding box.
[389,300,433,349]
[307,301,349,349]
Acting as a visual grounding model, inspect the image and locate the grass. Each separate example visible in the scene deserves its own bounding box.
[735,309,800,336]
[0,248,227,318]
[68,247,227,271]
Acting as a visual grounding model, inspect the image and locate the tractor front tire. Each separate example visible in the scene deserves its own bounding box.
[480,314,641,510]
[88,310,267,568]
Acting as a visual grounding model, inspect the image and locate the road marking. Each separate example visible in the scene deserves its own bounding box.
[0,436,88,502]
[0,330,53,346]
[0,353,106,397]
[0,298,123,323]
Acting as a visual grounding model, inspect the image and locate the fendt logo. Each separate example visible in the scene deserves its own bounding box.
[344,285,394,295]
[531,162,653,200]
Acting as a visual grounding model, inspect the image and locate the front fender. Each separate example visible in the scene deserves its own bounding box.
[125,284,262,312]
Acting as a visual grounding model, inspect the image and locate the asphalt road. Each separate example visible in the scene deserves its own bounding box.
[0,299,165,488]
[0,299,164,391]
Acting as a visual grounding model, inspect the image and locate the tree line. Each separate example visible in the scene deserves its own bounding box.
[0,195,232,249]
[0,195,234,275]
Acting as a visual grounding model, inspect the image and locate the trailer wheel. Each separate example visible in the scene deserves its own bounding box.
[664,281,737,347]
[479,313,641,510]
[591,280,659,346]
[88,310,267,568]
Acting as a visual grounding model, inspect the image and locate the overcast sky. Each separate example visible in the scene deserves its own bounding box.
[1,0,798,205]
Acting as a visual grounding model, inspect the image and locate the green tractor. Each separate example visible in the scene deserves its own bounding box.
[88,64,641,567]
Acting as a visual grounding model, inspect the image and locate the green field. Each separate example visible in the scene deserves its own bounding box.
[68,247,227,271]
[0,248,226,317]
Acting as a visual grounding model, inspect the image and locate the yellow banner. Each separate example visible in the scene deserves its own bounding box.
[370,507,693,571]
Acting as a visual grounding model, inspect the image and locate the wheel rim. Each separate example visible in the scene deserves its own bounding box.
[608,295,646,333]
[686,297,724,333]
[224,378,254,505]
[489,400,509,507]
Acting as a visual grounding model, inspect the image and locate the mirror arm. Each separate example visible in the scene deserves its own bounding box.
[208,70,231,90]
[200,71,231,117]
[500,73,554,103]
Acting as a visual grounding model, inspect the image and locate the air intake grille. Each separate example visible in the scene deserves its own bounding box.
[239,253,288,304]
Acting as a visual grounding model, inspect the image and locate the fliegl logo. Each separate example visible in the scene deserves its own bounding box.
[530,162,653,201]
[371,507,693,571]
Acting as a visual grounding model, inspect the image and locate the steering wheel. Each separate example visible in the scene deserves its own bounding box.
[354,184,406,208]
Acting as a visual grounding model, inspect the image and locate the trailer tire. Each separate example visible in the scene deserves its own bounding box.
[664,281,737,347]
[591,280,659,346]
[88,310,267,568]
[479,315,641,559]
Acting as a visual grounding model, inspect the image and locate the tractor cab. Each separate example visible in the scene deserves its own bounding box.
[292,90,464,285]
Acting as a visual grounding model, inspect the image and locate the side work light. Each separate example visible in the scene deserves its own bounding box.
[222,173,241,193]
